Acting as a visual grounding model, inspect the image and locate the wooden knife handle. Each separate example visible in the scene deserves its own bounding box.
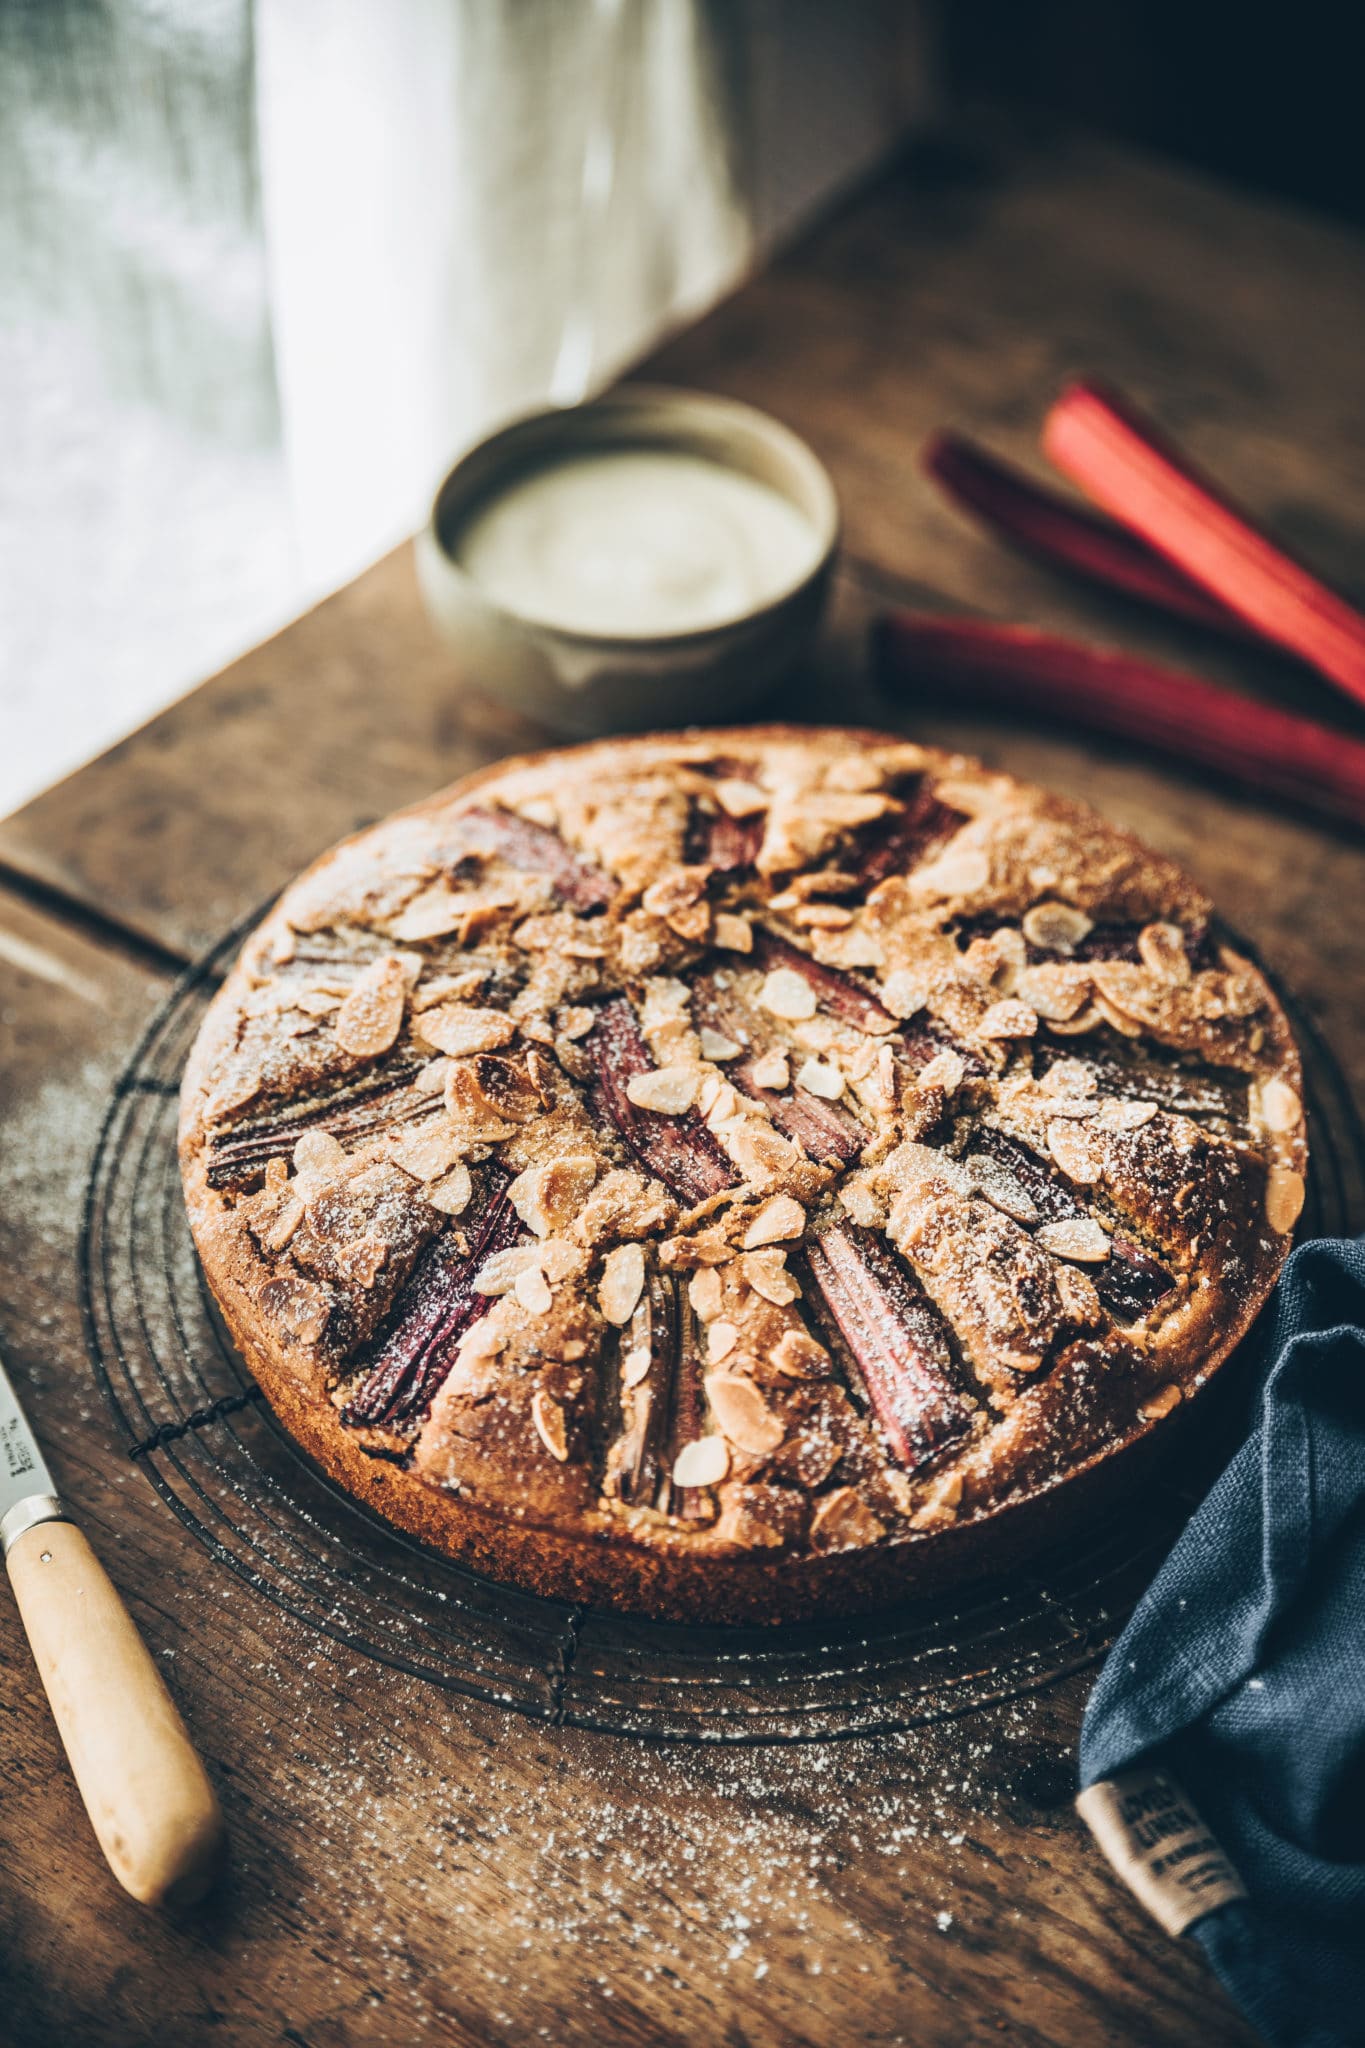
[5,1518,225,1907]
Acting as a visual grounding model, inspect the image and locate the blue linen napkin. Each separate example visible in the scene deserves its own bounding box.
[1079,1237,1365,2048]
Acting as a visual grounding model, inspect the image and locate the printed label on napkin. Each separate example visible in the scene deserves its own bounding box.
[1076,1766,1248,1938]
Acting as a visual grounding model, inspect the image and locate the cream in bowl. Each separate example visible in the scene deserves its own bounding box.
[416,386,839,735]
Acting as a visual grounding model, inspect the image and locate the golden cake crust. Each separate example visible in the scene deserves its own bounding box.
[179,727,1305,1622]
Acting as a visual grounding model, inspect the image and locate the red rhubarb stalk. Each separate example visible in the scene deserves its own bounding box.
[344,1168,523,1427]
[968,1127,1173,1321]
[803,1222,973,1472]
[616,1270,679,1507]
[692,975,869,1167]
[207,1056,433,1186]
[876,615,1365,828]
[585,998,739,1205]
[751,930,898,1036]
[684,793,764,873]
[454,806,615,911]
[924,430,1243,636]
[851,779,968,889]
[1042,381,1365,709]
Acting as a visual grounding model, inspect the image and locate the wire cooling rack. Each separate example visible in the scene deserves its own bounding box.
[79,923,1365,1744]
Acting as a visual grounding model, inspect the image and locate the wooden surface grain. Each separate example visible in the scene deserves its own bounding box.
[4,125,1363,2045]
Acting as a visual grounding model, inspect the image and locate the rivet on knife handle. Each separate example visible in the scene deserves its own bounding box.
[4,1515,225,1907]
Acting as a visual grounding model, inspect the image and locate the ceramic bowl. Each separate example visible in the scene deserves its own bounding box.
[415,385,839,737]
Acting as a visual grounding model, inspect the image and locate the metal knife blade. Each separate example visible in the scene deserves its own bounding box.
[0,1350,62,1547]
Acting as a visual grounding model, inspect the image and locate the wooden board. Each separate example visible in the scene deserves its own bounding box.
[6,124,1364,2044]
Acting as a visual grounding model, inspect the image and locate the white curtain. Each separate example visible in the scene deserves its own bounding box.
[0,0,932,816]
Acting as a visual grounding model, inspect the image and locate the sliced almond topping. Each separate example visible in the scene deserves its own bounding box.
[1047,1119,1102,1185]
[426,1164,473,1216]
[1139,1383,1184,1422]
[699,1027,743,1063]
[459,1317,504,1362]
[794,903,854,929]
[1035,1217,1112,1262]
[415,1004,516,1057]
[911,846,991,900]
[642,866,708,918]
[1021,901,1094,953]
[1046,1003,1103,1037]
[621,1345,653,1389]
[1096,1097,1159,1131]
[508,1154,598,1238]
[748,1049,790,1091]
[538,1238,580,1283]
[599,1241,646,1326]
[624,1065,700,1115]
[713,777,767,818]
[810,1486,886,1553]
[688,1267,724,1320]
[742,1195,806,1248]
[261,1195,305,1252]
[1092,992,1144,1039]
[672,1436,729,1489]
[1054,1261,1102,1324]
[978,998,1038,1039]
[1015,963,1093,1023]
[531,1388,569,1462]
[556,1005,597,1041]
[795,1055,844,1100]
[474,1244,543,1295]
[1257,1077,1302,1134]
[1042,1058,1096,1098]
[1138,922,1192,984]
[706,1319,740,1364]
[739,1248,799,1306]
[839,1180,884,1228]
[713,912,753,953]
[334,954,408,1058]
[771,1327,830,1377]
[515,1263,554,1315]
[293,1128,347,1178]
[390,1115,466,1182]
[294,988,342,1017]
[880,969,930,1019]
[758,968,818,1021]
[704,1372,785,1456]
[967,1154,1039,1226]
[917,1048,964,1096]
[1264,1166,1305,1235]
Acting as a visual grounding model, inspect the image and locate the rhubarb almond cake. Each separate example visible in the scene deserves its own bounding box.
[180,727,1306,1622]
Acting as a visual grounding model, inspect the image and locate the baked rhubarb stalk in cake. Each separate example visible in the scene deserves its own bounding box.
[180,727,1306,1621]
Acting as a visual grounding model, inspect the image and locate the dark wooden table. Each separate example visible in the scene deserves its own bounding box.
[3,127,1363,2048]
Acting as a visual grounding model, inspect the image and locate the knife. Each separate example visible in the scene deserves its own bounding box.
[1,1348,225,1906]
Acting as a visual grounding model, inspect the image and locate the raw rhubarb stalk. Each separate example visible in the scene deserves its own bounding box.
[454,806,615,911]
[875,615,1365,828]
[923,430,1244,635]
[850,780,968,890]
[585,998,738,1206]
[803,1222,973,1472]
[1042,381,1365,708]
[344,1168,522,1427]
[751,930,898,1036]
[968,1127,1173,1320]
